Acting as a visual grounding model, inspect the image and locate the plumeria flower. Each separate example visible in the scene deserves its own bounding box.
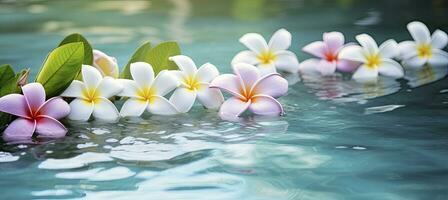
[61,65,123,121]
[232,28,300,75]
[117,62,180,117]
[168,55,224,113]
[93,49,119,78]
[300,31,360,75]
[0,83,70,140]
[210,63,288,118]
[398,21,448,68]
[339,34,404,81]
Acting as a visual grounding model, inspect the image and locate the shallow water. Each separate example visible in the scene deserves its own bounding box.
[1,0,448,199]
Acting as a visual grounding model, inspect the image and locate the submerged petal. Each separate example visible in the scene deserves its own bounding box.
[148,96,179,115]
[431,29,448,49]
[274,50,300,74]
[378,59,404,78]
[268,28,292,52]
[231,51,259,66]
[169,87,196,113]
[97,77,123,99]
[252,74,288,98]
[196,84,224,110]
[169,55,197,75]
[35,116,67,138]
[239,33,269,54]
[407,21,431,44]
[249,95,283,116]
[0,94,31,118]
[92,98,119,121]
[21,83,46,112]
[3,118,36,141]
[60,80,86,99]
[210,74,245,99]
[82,65,103,89]
[302,41,326,58]
[323,31,344,53]
[120,98,148,117]
[218,97,250,118]
[67,99,94,121]
[196,63,220,83]
[37,97,70,119]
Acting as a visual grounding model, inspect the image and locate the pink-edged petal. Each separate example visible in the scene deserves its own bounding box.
[169,87,196,113]
[268,28,291,52]
[210,74,245,99]
[169,55,197,75]
[218,97,250,118]
[196,84,224,110]
[231,51,259,66]
[323,31,344,53]
[92,98,119,121]
[35,116,67,138]
[239,33,269,54]
[37,97,70,120]
[2,118,36,141]
[0,94,31,119]
[378,59,404,78]
[338,45,366,63]
[67,99,94,121]
[428,49,448,66]
[298,58,320,74]
[302,41,326,58]
[407,21,431,44]
[352,65,378,80]
[233,63,260,89]
[251,74,288,98]
[379,39,399,58]
[97,77,123,99]
[60,80,86,99]
[21,82,45,112]
[249,95,283,116]
[316,60,337,76]
[402,56,427,68]
[336,59,360,72]
[274,50,300,73]
[147,96,179,115]
[196,63,220,83]
[431,29,448,49]
[356,34,379,55]
[397,41,417,60]
[82,65,103,89]
[120,98,148,117]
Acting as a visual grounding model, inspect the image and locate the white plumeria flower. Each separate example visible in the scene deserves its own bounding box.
[169,55,224,113]
[232,28,300,75]
[398,21,448,68]
[339,34,404,81]
[117,62,180,117]
[61,65,123,121]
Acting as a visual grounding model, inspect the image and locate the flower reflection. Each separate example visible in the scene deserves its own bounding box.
[405,64,448,88]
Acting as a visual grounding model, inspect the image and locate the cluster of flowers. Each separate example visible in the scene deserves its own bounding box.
[0,21,447,141]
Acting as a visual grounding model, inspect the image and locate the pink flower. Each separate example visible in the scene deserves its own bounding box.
[210,63,288,119]
[0,83,70,141]
[300,31,360,75]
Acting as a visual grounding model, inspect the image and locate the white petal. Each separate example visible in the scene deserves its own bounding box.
[428,49,448,66]
[151,70,179,96]
[407,21,431,44]
[231,51,259,66]
[258,63,277,76]
[130,62,154,88]
[196,84,224,109]
[97,77,123,99]
[60,80,85,99]
[169,87,196,113]
[117,79,140,98]
[82,65,103,89]
[120,98,148,117]
[402,56,427,68]
[298,59,320,74]
[67,99,93,121]
[431,29,448,49]
[378,59,404,78]
[239,33,268,54]
[316,60,337,76]
[356,34,379,55]
[274,50,300,73]
[352,65,378,80]
[169,55,197,75]
[338,45,366,63]
[268,28,291,52]
[397,41,417,60]
[196,63,219,83]
[92,98,119,121]
[148,96,179,115]
[379,39,399,58]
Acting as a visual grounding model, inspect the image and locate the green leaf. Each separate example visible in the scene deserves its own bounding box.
[59,33,93,65]
[120,42,151,79]
[36,42,84,98]
[0,64,15,87]
[0,65,22,128]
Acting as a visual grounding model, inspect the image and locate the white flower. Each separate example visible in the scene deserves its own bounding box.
[117,62,180,117]
[168,55,224,113]
[398,21,448,68]
[61,65,123,121]
[232,28,300,75]
[339,34,404,81]
[93,49,119,78]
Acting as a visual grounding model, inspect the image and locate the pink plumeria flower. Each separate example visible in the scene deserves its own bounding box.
[0,83,70,141]
[93,49,119,78]
[232,29,300,75]
[300,31,360,75]
[210,63,288,118]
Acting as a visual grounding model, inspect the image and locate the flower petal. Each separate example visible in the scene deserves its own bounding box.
[169,55,197,75]
[316,60,337,76]
[428,49,448,66]
[218,97,250,118]
[120,98,148,117]
[336,59,360,72]
[338,45,366,63]
[252,74,288,98]
[231,51,259,66]
[268,28,291,52]
[302,41,326,58]
[209,74,245,99]
[397,41,417,60]
[407,21,431,44]
[356,34,379,55]
[196,84,224,109]
[21,82,45,112]
[92,98,119,121]
[258,63,277,75]
[239,33,268,54]
[67,99,94,121]
[93,49,119,78]
[0,94,30,118]
[151,70,179,96]
[97,77,123,99]
[323,31,344,53]
[35,116,67,138]
[378,59,404,78]
[130,62,154,88]
[169,87,196,113]
[196,63,219,83]
[402,56,427,68]
[82,65,103,89]
[117,79,140,98]
[60,80,86,99]
[431,29,448,49]
[37,97,70,119]
[298,58,320,74]
[233,63,260,89]
[274,50,300,73]
[148,96,179,115]
[352,65,378,80]
[249,95,283,116]
[3,118,36,141]
[379,39,399,58]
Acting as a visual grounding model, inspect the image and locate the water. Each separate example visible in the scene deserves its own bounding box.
[1,0,448,199]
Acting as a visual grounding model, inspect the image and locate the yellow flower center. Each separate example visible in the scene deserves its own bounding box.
[83,87,101,103]
[184,76,201,91]
[136,87,156,103]
[417,43,432,58]
[365,54,381,69]
[257,51,277,65]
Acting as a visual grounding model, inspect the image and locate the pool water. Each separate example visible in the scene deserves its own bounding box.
[1,0,448,199]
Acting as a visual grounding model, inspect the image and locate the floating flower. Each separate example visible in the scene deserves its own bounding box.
[61,65,123,121]
[232,28,300,75]
[339,34,404,80]
[117,62,180,117]
[210,63,288,118]
[168,55,224,113]
[93,49,119,78]
[300,31,360,75]
[0,83,70,140]
[398,21,448,68]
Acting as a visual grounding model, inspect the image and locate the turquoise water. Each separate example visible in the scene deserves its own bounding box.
[1,0,448,199]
